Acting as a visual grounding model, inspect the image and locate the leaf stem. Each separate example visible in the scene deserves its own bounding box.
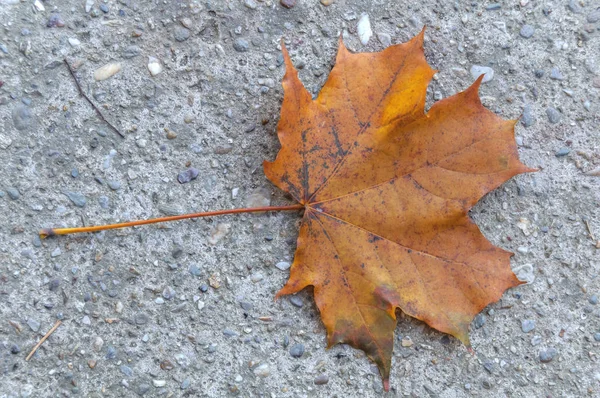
[40,204,305,238]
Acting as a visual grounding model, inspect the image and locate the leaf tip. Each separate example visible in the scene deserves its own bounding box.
[472,74,485,91]
[280,40,293,69]
[417,25,427,42]
[383,378,390,392]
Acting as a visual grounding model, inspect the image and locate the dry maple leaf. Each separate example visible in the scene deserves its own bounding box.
[264,29,535,391]
[41,28,535,392]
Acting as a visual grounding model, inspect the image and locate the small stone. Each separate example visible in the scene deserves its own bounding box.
[94,63,121,81]
[93,337,104,351]
[357,13,373,45]
[177,168,199,184]
[275,261,291,270]
[589,295,598,305]
[189,264,201,276]
[87,359,96,369]
[99,4,108,13]
[46,14,65,28]
[550,68,564,80]
[148,56,162,76]
[85,0,94,13]
[587,9,600,23]
[246,188,270,208]
[401,336,413,347]
[473,313,486,329]
[68,38,80,47]
[240,301,253,311]
[521,319,535,333]
[568,0,582,13]
[521,104,535,127]
[208,274,221,289]
[280,0,296,8]
[115,301,123,313]
[233,38,250,52]
[213,144,232,154]
[513,263,535,284]
[107,180,121,190]
[376,32,391,47]
[470,65,494,83]
[594,333,600,342]
[181,379,191,389]
[519,24,534,38]
[223,329,237,337]
[162,286,175,300]
[49,279,60,291]
[197,301,205,310]
[253,364,270,377]
[314,374,329,385]
[27,319,41,332]
[243,0,257,8]
[250,273,264,283]
[6,187,20,200]
[208,223,230,245]
[10,344,20,354]
[289,295,303,307]
[134,313,149,325]
[12,105,34,131]
[539,348,557,363]
[289,343,305,358]
[173,26,190,42]
[320,0,334,5]
[120,365,133,377]
[64,191,86,207]
[555,147,571,157]
[534,69,544,78]
[152,380,166,388]
[546,107,561,124]
[123,45,140,59]
[0,134,12,149]
[136,383,150,395]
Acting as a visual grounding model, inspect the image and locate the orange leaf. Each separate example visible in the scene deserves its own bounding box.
[264,29,535,391]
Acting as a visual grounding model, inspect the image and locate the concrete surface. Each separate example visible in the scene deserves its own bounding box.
[0,0,599,397]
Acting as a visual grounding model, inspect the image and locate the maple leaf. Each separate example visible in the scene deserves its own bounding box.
[264,29,535,391]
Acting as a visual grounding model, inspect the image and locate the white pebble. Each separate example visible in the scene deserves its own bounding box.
[94,63,121,81]
[253,364,270,377]
[197,301,205,310]
[84,0,94,13]
[68,38,81,47]
[208,223,230,245]
[34,0,45,11]
[147,56,163,76]
[357,13,372,45]
[275,261,291,271]
[513,263,535,284]
[470,65,494,83]
[0,134,13,150]
[152,380,166,387]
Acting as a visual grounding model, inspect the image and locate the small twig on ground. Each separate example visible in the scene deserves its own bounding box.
[584,220,596,242]
[26,320,62,361]
[63,59,125,138]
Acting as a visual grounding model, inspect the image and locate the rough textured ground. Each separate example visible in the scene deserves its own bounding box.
[0,0,599,397]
